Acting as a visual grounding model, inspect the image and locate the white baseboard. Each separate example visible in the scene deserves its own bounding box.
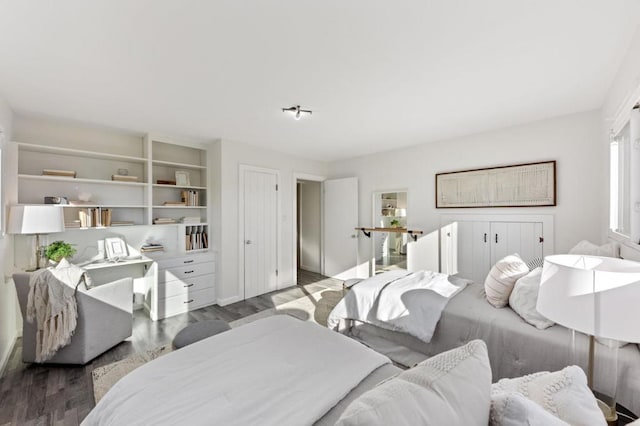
[0,335,17,378]
[217,295,241,306]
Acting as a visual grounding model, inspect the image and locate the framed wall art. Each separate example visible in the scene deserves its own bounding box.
[435,161,556,208]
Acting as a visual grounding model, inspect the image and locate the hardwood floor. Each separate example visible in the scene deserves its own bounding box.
[0,270,342,425]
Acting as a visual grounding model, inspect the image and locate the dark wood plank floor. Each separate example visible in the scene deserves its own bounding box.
[0,270,341,425]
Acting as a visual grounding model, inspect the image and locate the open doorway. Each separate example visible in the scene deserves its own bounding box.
[297,180,322,281]
[373,190,408,274]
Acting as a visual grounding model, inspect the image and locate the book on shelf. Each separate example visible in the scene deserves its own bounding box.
[157,179,176,185]
[43,169,76,178]
[153,217,177,224]
[185,225,208,251]
[65,220,81,229]
[140,243,164,253]
[180,190,200,206]
[163,201,186,206]
[180,216,201,224]
[112,174,139,182]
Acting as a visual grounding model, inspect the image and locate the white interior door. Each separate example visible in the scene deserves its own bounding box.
[243,168,278,299]
[455,221,491,284]
[323,177,358,280]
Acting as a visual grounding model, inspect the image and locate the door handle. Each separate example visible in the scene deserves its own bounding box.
[495,234,498,243]
[245,240,252,245]
[484,233,487,243]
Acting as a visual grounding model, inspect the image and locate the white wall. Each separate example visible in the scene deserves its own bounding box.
[329,110,605,273]
[298,181,321,273]
[215,139,328,305]
[0,95,17,374]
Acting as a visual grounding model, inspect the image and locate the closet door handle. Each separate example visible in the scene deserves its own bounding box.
[184,283,194,288]
[184,270,194,274]
[495,234,498,244]
[483,233,487,243]
[184,299,194,304]
[183,260,194,264]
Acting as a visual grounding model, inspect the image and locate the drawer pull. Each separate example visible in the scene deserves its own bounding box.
[183,260,194,264]
[184,270,195,274]
[184,299,194,304]
[184,283,194,288]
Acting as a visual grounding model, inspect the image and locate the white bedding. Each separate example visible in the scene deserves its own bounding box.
[327,270,468,343]
[82,315,389,426]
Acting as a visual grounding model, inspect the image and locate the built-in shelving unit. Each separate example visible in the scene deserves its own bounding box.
[14,134,210,239]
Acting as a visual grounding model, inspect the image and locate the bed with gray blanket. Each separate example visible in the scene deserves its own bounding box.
[83,315,402,426]
[342,277,640,416]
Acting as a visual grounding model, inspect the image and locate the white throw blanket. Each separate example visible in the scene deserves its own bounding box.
[327,269,469,343]
[83,315,390,426]
[27,268,78,362]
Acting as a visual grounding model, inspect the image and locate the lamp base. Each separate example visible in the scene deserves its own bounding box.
[597,399,618,426]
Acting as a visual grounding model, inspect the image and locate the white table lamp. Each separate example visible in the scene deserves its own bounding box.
[537,254,640,423]
[8,205,65,270]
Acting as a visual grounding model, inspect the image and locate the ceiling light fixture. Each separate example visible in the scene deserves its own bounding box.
[282,105,312,120]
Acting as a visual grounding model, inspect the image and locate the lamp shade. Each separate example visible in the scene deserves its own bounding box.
[537,254,640,343]
[7,205,65,234]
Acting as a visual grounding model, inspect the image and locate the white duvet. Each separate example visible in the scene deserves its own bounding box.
[327,270,469,342]
[83,315,389,426]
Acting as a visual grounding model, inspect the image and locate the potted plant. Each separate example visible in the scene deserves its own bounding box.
[390,219,400,228]
[44,241,77,263]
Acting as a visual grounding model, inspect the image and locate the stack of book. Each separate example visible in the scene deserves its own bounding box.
[157,179,176,185]
[163,201,186,207]
[180,216,201,224]
[112,174,139,182]
[65,220,81,229]
[43,169,76,178]
[180,190,199,206]
[153,217,177,225]
[140,243,164,253]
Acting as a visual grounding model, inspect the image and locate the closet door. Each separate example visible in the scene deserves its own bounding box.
[490,222,543,265]
[456,221,491,284]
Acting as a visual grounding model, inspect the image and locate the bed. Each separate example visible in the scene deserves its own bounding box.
[328,270,640,416]
[82,315,401,426]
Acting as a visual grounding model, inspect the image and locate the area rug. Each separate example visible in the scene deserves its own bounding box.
[92,288,344,402]
[92,345,172,403]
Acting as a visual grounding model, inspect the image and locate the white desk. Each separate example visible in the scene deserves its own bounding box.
[83,257,154,309]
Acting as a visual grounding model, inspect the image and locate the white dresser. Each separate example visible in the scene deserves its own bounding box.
[145,252,216,321]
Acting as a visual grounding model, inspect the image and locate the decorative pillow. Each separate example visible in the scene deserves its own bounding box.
[568,240,620,258]
[508,268,554,329]
[491,366,606,426]
[484,254,529,308]
[335,340,491,426]
[490,392,569,426]
[525,257,544,271]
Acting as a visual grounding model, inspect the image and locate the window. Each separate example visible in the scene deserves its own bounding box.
[610,122,631,236]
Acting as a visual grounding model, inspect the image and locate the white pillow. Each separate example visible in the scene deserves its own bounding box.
[569,240,620,258]
[335,340,491,426]
[508,267,555,329]
[485,254,529,308]
[491,366,606,426]
[490,392,569,426]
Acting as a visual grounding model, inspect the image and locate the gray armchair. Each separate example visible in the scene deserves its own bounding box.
[13,272,133,364]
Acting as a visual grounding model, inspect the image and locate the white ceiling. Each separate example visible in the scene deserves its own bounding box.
[0,1,639,161]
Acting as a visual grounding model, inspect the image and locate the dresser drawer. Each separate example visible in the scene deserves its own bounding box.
[156,253,214,270]
[158,261,215,283]
[157,273,214,299]
[159,287,216,318]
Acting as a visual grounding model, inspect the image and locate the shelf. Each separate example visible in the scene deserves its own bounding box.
[62,204,147,209]
[17,142,146,163]
[64,224,142,231]
[152,159,206,170]
[19,174,147,187]
[152,184,207,190]
[152,205,206,209]
[355,227,424,241]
